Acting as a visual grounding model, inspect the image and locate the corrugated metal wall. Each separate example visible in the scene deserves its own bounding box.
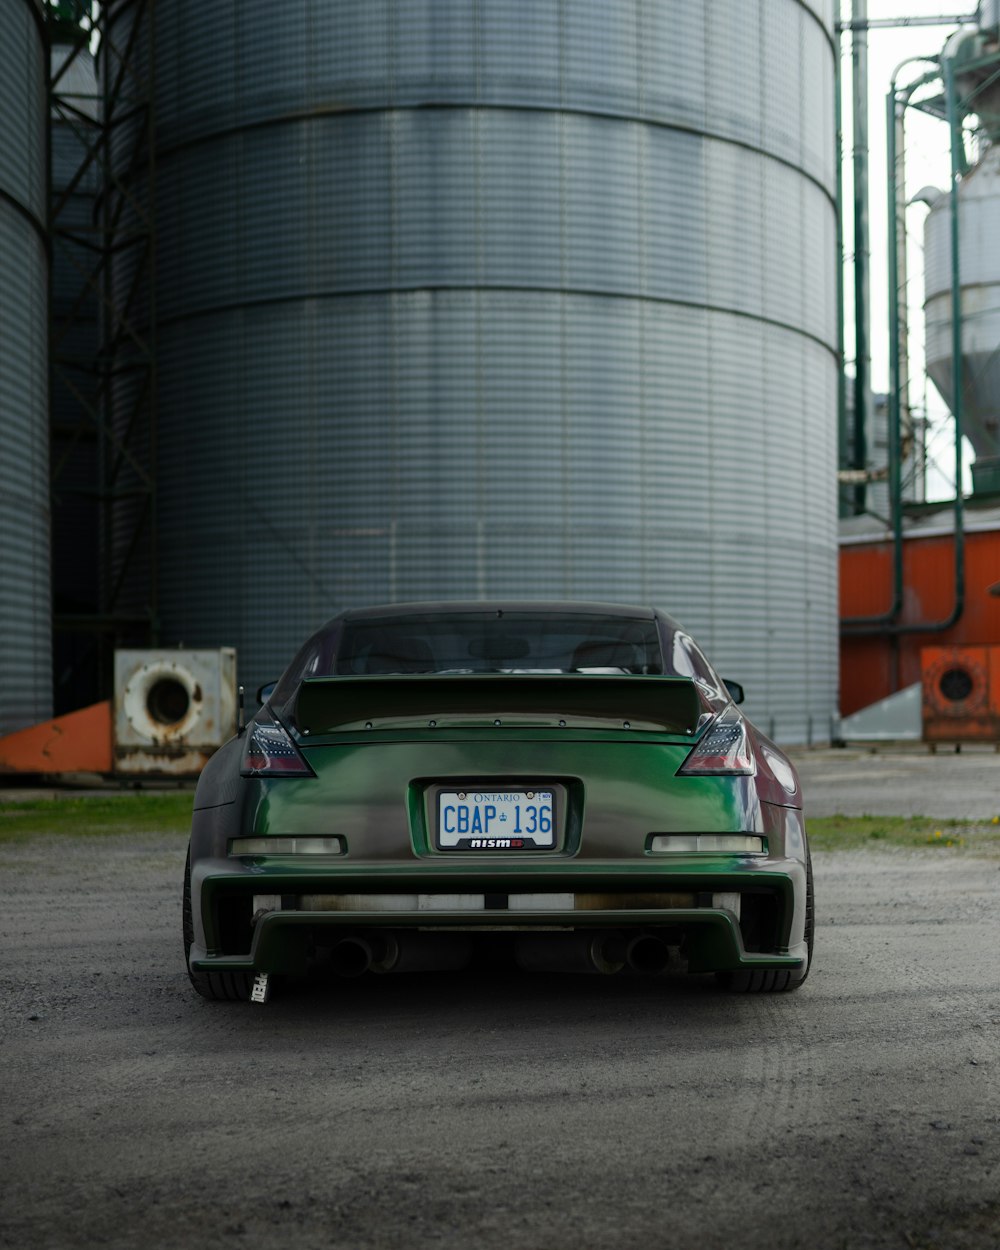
[0,0,50,735]
[840,523,1000,716]
[113,0,838,742]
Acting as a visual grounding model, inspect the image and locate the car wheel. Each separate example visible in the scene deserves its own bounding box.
[718,849,814,994]
[183,846,254,1002]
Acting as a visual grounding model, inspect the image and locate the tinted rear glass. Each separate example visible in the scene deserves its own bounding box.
[334,613,663,676]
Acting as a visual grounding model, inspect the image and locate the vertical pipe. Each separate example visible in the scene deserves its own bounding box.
[885,83,904,625]
[841,57,965,635]
[893,81,910,511]
[835,22,848,515]
[840,79,906,628]
[943,52,966,606]
[851,0,871,515]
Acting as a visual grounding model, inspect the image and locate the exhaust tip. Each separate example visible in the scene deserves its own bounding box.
[329,936,374,978]
[369,932,472,974]
[627,935,671,975]
[368,934,400,975]
[514,932,627,975]
[588,933,627,975]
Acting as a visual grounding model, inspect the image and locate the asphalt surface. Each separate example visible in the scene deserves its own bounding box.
[1,761,999,1250]
[792,745,1000,821]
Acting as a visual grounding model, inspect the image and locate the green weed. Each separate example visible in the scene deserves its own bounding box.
[0,793,193,842]
[808,813,1000,855]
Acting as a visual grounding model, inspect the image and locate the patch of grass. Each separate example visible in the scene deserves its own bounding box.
[808,812,1000,855]
[0,793,193,842]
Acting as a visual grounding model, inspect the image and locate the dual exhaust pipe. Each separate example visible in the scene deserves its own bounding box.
[326,930,675,977]
[514,932,674,976]
[327,932,473,977]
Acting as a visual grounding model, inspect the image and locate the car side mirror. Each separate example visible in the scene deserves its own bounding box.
[257,680,277,706]
[723,678,745,705]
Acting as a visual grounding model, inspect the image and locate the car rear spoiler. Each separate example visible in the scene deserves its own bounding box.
[294,674,703,736]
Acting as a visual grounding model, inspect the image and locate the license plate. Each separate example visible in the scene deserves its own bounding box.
[437,789,556,850]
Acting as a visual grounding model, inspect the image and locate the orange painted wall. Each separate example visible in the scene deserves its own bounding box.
[840,528,1000,716]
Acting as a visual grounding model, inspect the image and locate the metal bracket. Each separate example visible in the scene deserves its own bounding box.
[250,972,270,1004]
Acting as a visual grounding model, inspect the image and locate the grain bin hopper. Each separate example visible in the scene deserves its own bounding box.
[923,24,1000,495]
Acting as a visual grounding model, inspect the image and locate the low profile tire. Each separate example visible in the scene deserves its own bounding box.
[183,847,254,1002]
[717,849,814,994]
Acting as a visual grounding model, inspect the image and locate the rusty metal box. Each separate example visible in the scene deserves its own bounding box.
[114,648,237,775]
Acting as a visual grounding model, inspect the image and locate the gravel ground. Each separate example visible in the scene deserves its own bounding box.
[1,827,998,1250]
[792,746,1000,821]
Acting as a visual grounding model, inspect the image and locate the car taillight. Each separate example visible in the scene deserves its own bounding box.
[678,705,755,776]
[240,715,314,777]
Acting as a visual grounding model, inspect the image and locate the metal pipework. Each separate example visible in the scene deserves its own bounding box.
[841,53,967,638]
[851,0,872,516]
[843,56,937,629]
[941,48,967,630]
[836,21,848,515]
[837,14,976,30]
[886,52,965,636]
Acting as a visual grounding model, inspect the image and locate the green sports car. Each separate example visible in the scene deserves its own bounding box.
[183,602,813,1003]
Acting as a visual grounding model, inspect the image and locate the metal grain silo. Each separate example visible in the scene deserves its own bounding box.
[112,0,838,742]
[924,145,1000,494]
[922,22,1000,497]
[0,0,50,734]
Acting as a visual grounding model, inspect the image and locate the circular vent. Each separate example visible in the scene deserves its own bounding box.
[938,667,974,703]
[121,658,202,744]
[147,677,191,725]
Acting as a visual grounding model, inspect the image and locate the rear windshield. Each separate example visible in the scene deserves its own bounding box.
[333,612,663,676]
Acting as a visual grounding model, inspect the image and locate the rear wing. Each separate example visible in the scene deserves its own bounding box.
[294,674,702,736]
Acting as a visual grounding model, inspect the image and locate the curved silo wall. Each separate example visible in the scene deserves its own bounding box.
[0,0,50,734]
[114,0,838,742]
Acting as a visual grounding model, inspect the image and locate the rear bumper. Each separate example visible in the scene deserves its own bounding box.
[189,855,808,977]
[190,907,806,977]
